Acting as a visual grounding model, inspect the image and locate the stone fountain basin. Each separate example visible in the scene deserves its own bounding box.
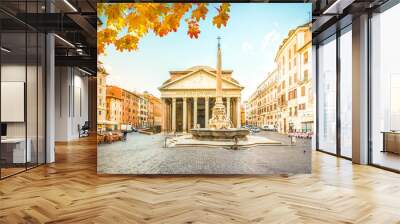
[190,128,249,141]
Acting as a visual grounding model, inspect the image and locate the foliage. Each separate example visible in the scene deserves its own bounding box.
[97,3,230,54]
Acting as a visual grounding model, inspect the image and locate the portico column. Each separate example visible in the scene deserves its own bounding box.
[162,98,167,133]
[226,97,231,119]
[193,97,198,128]
[172,98,176,132]
[183,97,187,133]
[236,97,241,128]
[205,97,209,128]
[168,102,172,132]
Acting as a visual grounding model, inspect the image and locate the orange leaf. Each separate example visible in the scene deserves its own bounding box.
[191,3,208,22]
[187,20,200,39]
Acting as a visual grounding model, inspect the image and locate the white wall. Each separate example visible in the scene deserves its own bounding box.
[1,63,46,164]
[54,67,89,141]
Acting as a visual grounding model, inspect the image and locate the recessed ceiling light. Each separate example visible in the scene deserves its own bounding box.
[78,67,93,76]
[1,47,11,53]
[54,34,75,48]
[63,0,78,12]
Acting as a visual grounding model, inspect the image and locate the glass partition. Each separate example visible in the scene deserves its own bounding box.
[1,30,28,177]
[0,1,46,179]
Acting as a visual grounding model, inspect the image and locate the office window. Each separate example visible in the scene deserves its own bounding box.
[371,4,400,171]
[340,27,352,158]
[317,35,337,154]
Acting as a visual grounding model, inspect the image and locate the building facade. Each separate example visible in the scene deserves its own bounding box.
[144,92,163,127]
[106,85,123,130]
[246,23,312,134]
[159,65,244,133]
[97,62,108,132]
[240,104,246,126]
[121,89,140,128]
[138,96,149,128]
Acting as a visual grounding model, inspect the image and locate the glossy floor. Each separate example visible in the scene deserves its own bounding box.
[0,136,399,223]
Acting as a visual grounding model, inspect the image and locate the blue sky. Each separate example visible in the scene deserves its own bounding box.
[99,3,311,100]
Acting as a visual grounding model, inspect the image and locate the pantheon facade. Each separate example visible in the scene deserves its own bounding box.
[159,66,244,133]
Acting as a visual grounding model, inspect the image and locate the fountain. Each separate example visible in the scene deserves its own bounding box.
[190,37,249,141]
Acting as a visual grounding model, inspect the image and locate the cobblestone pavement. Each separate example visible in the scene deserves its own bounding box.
[97,131,311,175]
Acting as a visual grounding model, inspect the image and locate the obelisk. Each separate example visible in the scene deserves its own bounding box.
[216,36,223,105]
[208,37,232,129]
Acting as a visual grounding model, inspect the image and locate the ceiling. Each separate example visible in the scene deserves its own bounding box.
[0,0,97,74]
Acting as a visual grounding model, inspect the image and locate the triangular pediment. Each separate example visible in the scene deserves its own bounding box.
[160,69,242,90]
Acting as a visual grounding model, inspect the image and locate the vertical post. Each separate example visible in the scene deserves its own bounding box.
[167,101,170,132]
[193,97,198,128]
[162,98,167,133]
[352,14,369,164]
[336,29,341,157]
[205,97,209,128]
[46,24,55,163]
[172,98,176,133]
[236,97,241,128]
[226,97,231,119]
[183,97,187,133]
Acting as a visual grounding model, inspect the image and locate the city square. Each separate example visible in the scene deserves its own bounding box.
[98,131,311,175]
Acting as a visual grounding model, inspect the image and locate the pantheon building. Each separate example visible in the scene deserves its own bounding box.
[159,66,244,133]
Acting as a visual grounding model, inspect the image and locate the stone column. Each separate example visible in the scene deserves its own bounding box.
[168,102,171,132]
[205,97,209,128]
[188,101,192,130]
[162,98,167,133]
[236,97,241,128]
[183,97,187,133]
[226,97,231,119]
[172,98,176,132]
[165,101,169,132]
[193,97,198,128]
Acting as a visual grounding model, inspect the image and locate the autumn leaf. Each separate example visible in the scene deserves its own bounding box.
[212,3,230,28]
[115,34,139,51]
[191,3,208,22]
[187,20,200,39]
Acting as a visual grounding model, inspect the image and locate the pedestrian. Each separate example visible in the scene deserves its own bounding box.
[122,129,128,141]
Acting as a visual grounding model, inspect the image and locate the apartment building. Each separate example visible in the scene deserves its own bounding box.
[247,23,312,134]
[106,86,123,130]
[144,92,163,127]
[121,89,140,128]
[264,69,279,128]
[97,62,108,132]
[139,95,149,128]
[240,104,246,126]
[276,23,312,133]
